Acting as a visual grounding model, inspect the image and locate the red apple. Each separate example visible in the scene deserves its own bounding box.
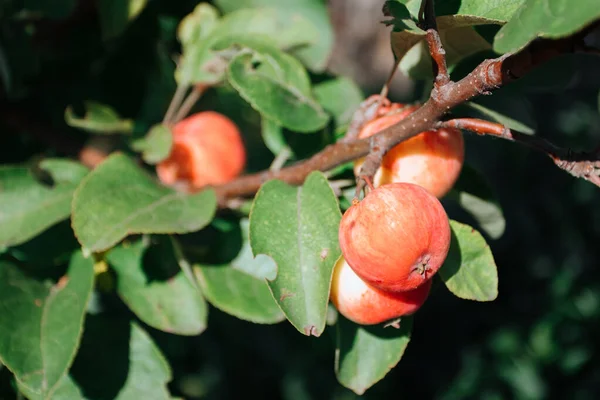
[157,111,246,190]
[330,257,432,325]
[354,104,464,198]
[339,182,451,293]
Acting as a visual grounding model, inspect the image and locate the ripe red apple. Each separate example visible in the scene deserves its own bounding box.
[354,104,464,198]
[157,111,246,190]
[330,257,432,325]
[339,182,451,293]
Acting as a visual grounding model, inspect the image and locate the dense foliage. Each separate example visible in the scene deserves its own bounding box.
[1,0,600,399]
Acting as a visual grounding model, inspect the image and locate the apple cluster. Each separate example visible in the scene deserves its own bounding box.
[331,100,465,325]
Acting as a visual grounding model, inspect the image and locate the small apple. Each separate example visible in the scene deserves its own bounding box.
[339,182,451,293]
[157,111,246,190]
[354,104,464,198]
[330,257,432,325]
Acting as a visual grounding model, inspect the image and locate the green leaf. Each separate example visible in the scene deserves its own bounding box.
[447,165,506,240]
[18,375,84,400]
[227,44,329,133]
[229,218,277,281]
[194,218,282,324]
[494,0,600,54]
[70,317,172,399]
[399,0,525,22]
[71,153,217,253]
[194,266,284,324]
[97,0,148,41]
[0,251,94,398]
[261,117,288,156]
[335,316,413,395]
[177,3,221,48]
[214,8,319,52]
[440,220,499,301]
[105,236,208,335]
[214,0,334,72]
[65,101,134,135]
[249,171,341,336]
[176,6,320,85]
[131,124,173,165]
[313,77,365,132]
[0,159,89,248]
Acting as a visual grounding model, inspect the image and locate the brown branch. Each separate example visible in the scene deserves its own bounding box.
[213,27,588,206]
[438,118,600,187]
[425,29,450,87]
[213,52,509,205]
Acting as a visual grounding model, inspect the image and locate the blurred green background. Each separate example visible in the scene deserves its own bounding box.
[1,1,600,399]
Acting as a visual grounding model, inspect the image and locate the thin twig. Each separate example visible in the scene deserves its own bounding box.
[425,29,450,87]
[163,83,189,125]
[173,84,208,124]
[438,118,600,187]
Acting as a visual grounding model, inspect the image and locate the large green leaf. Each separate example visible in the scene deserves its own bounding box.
[70,317,172,399]
[176,5,319,85]
[446,164,506,240]
[440,220,499,301]
[194,219,283,324]
[64,101,134,135]
[227,43,329,133]
[249,171,341,336]
[97,0,148,41]
[106,236,208,335]
[335,316,413,395]
[0,159,88,248]
[494,0,600,54]
[0,251,94,398]
[71,153,217,253]
[214,0,334,72]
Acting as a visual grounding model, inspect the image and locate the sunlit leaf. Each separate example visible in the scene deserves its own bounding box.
[440,220,499,301]
[0,159,88,248]
[65,101,133,135]
[335,316,412,395]
[72,153,216,252]
[0,251,94,398]
[106,236,208,335]
[494,0,600,54]
[249,172,341,336]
